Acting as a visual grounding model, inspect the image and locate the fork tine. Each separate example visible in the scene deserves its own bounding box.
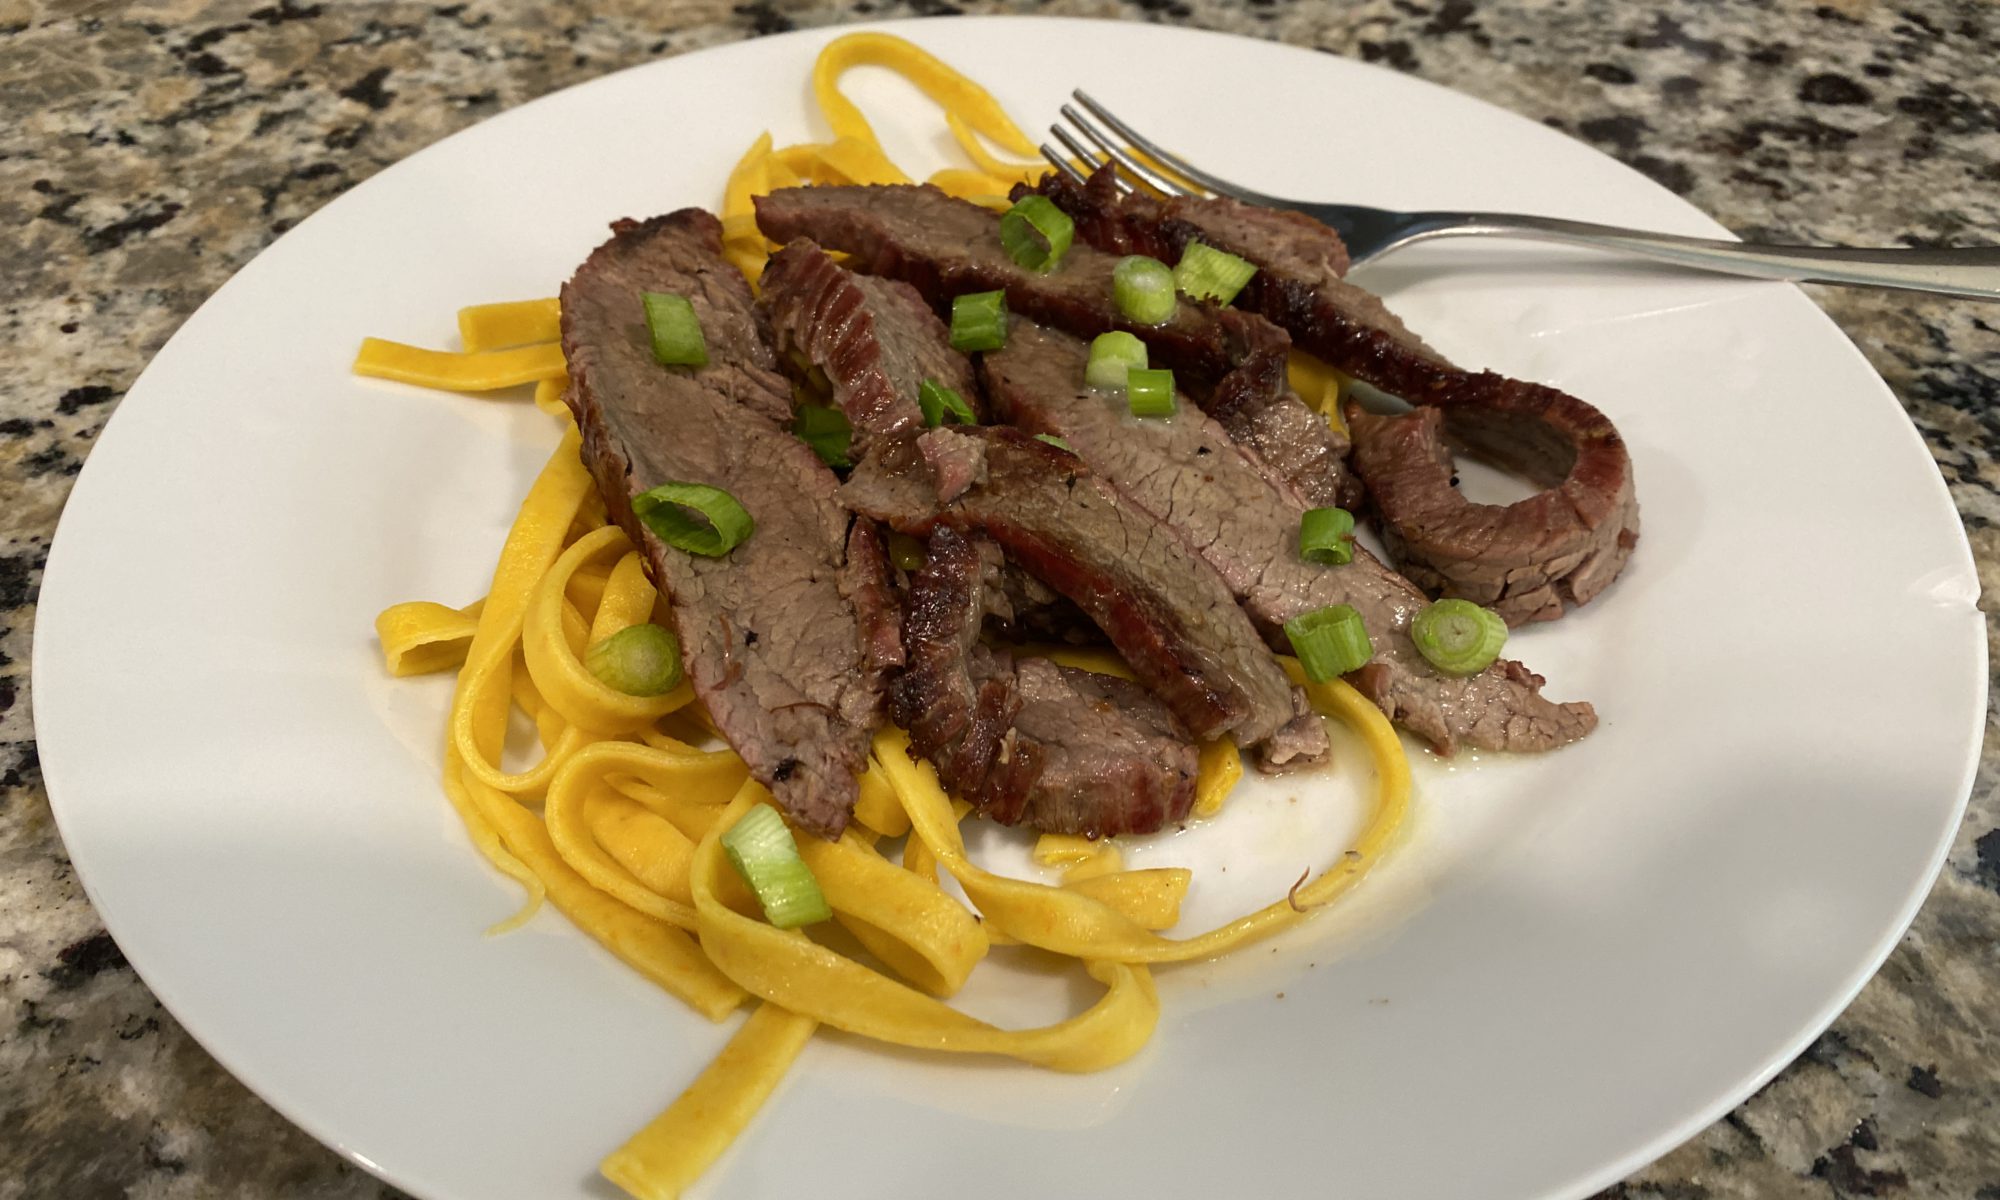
[1059,104,1193,196]
[1071,90,1244,200]
[1049,126,1128,193]
[1039,145,1087,185]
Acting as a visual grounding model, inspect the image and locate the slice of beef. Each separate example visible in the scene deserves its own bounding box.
[1030,168,1638,623]
[759,238,977,451]
[561,209,890,837]
[893,527,1197,836]
[975,537,1105,646]
[981,319,1595,755]
[754,184,1352,507]
[842,425,1327,765]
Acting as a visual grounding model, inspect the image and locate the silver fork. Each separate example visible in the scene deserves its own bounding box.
[1047,91,2000,302]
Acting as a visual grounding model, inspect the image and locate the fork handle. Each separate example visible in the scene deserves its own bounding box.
[1386,211,2000,300]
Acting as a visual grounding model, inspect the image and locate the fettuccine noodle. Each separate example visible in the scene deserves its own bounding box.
[363,32,1410,1200]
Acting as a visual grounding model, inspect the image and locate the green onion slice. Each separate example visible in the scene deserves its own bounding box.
[632,481,754,557]
[641,292,708,367]
[1033,433,1074,452]
[1125,367,1176,418]
[1084,331,1149,391]
[1284,604,1373,682]
[998,195,1075,272]
[792,403,853,468]
[918,378,976,427]
[1298,507,1356,566]
[1410,599,1507,676]
[887,532,927,572]
[949,290,1009,352]
[1174,242,1258,304]
[720,803,832,929]
[1113,255,1178,324]
[584,623,684,696]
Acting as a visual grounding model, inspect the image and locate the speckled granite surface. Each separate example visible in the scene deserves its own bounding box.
[4,0,1997,1196]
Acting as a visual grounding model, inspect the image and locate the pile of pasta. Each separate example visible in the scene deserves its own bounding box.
[362,32,1408,1200]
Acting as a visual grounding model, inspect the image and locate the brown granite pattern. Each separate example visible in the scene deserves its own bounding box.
[3,1,1997,1196]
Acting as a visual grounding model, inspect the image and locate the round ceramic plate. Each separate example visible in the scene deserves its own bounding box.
[33,17,1985,1200]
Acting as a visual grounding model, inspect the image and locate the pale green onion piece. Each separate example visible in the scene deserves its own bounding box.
[1285,604,1373,682]
[1410,599,1508,676]
[584,623,684,696]
[720,804,831,929]
[918,378,976,427]
[1174,242,1257,304]
[1113,255,1177,324]
[632,481,754,557]
[1125,368,1175,418]
[887,532,927,572]
[641,292,707,367]
[1298,507,1356,566]
[949,290,1008,351]
[1034,433,1074,452]
[1084,331,1149,391]
[791,403,853,468]
[998,194,1075,272]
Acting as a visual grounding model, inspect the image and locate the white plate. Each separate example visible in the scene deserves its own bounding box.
[33,17,1985,1200]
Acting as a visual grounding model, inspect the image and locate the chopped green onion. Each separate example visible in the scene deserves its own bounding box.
[1174,242,1257,304]
[791,403,853,468]
[584,623,684,696]
[1034,433,1074,452]
[641,292,707,366]
[1298,507,1356,566]
[1113,255,1178,324]
[1084,331,1149,391]
[1125,368,1176,418]
[918,378,976,427]
[632,481,754,557]
[887,532,927,572]
[949,290,1009,352]
[720,803,832,929]
[1285,604,1373,681]
[1411,599,1508,676]
[998,195,1075,272]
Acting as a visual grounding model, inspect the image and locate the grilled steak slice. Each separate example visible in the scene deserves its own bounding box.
[759,238,977,451]
[981,319,1595,755]
[843,426,1326,765]
[754,184,1351,506]
[1030,168,1638,623]
[561,209,889,837]
[894,527,1197,836]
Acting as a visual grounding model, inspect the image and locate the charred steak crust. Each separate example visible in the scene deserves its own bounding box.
[893,527,1198,837]
[560,209,888,837]
[759,239,978,449]
[841,425,1321,762]
[753,184,1352,506]
[981,319,1596,756]
[1031,168,1639,624]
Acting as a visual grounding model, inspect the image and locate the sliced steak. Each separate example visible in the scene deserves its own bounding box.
[842,425,1327,765]
[1031,168,1638,623]
[981,319,1595,755]
[894,527,1197,836]
[754,184,1352,506]
[759,238,977,451]
[561,209,889,837]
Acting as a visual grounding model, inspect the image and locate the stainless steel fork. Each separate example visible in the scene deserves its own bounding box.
[1046,91,2000,301]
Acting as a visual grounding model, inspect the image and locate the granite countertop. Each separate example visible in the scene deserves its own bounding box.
[4,0,1996,1195]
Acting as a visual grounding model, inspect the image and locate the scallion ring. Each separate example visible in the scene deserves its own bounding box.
[720,803,832,929]
[1174,242,1257,305]
[632,481,755,557]
[1410,599,1507,676]
[1033,433,1074,452]
[1298,507,1356,566]
[1125,367,1176,418]
[1284,603,1373,682]
[791,403,853,468]
[949,290,1008,352]
[1113,255,1178,324]
[998,194,1075,272]
[918,378,976,427]
[584,623,684,696]
[641,291,708,367]
[1084,331,1149,391]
